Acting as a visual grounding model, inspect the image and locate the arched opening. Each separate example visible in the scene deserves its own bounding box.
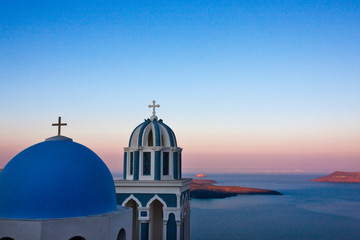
[117,228,126,240]
[125,199,139,240]
[149,199,163,240]
[0,238,15,240]
[69,237,86,240]
[148,130,153,146]
[161,134,165,146]
[167,213,177,240]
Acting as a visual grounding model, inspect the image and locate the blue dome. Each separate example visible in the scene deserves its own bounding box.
[129,118,177,147]
[0,139,117,219]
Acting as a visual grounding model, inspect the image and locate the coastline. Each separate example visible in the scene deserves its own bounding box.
[190,179,283,199]
[310,171,360,183]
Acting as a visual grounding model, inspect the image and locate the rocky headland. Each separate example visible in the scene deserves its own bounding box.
[310,171,360,183]
[190,179,283,199]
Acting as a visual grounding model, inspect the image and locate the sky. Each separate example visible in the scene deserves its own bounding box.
[0,0,359,174]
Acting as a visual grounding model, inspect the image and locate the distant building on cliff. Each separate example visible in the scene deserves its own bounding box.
[115,100,191,240]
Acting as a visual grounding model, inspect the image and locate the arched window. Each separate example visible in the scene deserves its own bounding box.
[69,237,86,240]
[148,130,153,146]
[161,134,165,146]
[117,228,126,240]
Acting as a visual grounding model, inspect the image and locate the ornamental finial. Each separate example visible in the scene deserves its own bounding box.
[52,116,67,136]
[148,100,160,117]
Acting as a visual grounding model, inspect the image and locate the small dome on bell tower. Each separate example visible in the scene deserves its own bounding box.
[123,100,182,181]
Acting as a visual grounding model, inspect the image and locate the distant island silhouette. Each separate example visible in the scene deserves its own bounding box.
[190,179,283,199]
[311,171,360,183]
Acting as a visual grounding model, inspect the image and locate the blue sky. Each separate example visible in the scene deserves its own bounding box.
[1,0,359,173]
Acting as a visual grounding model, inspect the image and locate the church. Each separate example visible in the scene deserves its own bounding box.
[0,101,191,240]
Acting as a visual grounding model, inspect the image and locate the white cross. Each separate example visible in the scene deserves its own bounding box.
[148,100,160,116]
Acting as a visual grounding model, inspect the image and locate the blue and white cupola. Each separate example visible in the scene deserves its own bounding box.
[123,100,183,181]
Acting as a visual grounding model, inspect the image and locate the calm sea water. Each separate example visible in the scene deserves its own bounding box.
[185,173,360,240]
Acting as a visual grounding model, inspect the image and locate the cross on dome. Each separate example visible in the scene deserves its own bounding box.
[52,116,67,136]
[148,100,160,117]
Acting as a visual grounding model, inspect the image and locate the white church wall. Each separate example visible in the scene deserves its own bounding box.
[0,220,41,240]
[0,208,132,240]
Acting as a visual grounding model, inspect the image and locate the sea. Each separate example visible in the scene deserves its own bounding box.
[184,173,360,240]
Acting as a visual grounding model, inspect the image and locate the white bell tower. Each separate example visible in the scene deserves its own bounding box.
[115,101,191,240]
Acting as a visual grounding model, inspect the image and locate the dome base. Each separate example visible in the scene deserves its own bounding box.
[45,135,73,142]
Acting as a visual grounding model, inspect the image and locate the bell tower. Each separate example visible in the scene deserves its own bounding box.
[115,101,191,240]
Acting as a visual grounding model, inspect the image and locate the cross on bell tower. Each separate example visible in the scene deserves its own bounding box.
[52,117,67,136]
[148,100,160,116]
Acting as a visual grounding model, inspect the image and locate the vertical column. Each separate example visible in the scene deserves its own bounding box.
[123,152,127,180]
[173,152,178,179]
[155,151,161,180]
[176,221,181,240]
[140,220,149,240]
[134,150,140,180]
[162,220,167,240]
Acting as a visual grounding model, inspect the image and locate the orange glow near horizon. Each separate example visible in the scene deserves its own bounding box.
[1,131,359,174]
[1,123,359,174]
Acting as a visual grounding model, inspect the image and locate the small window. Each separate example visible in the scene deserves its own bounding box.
[143,152,151,175]
[148,130,153,146]
[163,152,169,175]
[130,152,134,175]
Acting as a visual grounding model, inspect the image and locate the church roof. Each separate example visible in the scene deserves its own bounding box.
[0,137,117,219]
[128,118,177,148]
